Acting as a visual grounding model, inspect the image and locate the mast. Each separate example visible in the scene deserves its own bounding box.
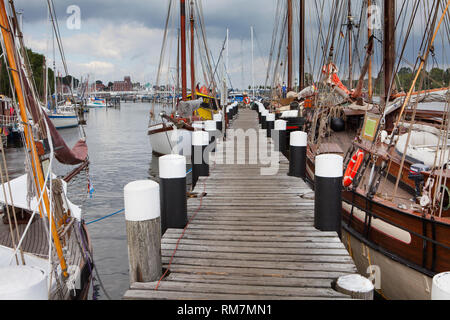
[190,0,196,100]
[180,0,187,101]
[347,0,353,89]
[383,0,395,104]
[0,0,68,277]
[251,26,255,99]
[287,0,293,91]
[176,27,180,104]
[368,0,373,101]
[299,0,305,90]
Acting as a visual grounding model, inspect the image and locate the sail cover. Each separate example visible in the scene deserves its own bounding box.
[44,111,88,165]
[178,98,203,118]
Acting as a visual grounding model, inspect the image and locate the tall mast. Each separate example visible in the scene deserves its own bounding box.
[0,0,68,277]
[299,0,305,90]
[368,0,373,101]
[347,0,353,89]
[177,28,180,102]
[190,0,196,100]
[180,0,187,101]
[383,0,395,104]
[251,26,255,99]
[287,0,293,91]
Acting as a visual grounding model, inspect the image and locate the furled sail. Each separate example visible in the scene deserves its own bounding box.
[178,98,203,118]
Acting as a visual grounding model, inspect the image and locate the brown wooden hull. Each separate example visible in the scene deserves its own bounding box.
[305,151,450,294]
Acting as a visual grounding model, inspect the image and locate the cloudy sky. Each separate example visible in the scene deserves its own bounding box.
[12,0,450,89]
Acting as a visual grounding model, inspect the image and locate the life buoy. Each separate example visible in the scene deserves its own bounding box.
[343,149,364,187]
[243,97,250,104]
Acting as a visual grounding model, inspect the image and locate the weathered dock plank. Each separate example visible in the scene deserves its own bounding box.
[123,108,357,300]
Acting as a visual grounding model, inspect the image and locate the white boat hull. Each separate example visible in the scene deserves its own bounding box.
[48,114,79,129]
[148,124,192,157]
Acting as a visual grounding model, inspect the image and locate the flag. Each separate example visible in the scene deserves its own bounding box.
[88,180,95,198]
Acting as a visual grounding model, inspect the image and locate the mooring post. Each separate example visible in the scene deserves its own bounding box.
[214,113,223,134]
[335,274,374,300]
[205,120,217,153]
[159,155,187,234]
[191,131,210,189]
[226,106,232,125]
[288,131,307,178]
[274,120,287,153]
[124,180,162,284]
[261,110,269,130]
[266,113,275,138]
[432,272,450,300]
[314,154,343,235]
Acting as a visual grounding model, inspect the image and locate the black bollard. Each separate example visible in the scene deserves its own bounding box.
[288,131,307,179]
[159,155,188,234]
[314,154,343,235]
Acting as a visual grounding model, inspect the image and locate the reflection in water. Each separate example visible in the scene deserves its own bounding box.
[3,102,180,300]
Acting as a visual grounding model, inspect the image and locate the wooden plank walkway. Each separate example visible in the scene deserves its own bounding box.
[123,108,357,300]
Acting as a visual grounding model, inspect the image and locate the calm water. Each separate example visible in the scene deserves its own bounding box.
[5,102,174,300]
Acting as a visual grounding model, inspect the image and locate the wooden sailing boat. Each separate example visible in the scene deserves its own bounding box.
[148,0,212,158]
[297,0,450,300]
[0,1,93,300]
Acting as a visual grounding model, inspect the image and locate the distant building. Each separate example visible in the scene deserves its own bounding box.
[113,76,133,92]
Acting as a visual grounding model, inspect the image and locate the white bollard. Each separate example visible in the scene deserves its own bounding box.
[124,180,162,283]
[432,272,450,300]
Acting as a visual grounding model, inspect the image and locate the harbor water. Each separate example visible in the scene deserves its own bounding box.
[4,102,181,300]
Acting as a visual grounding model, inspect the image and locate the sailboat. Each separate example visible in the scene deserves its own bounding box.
[46,100,80,130]
[290,0,450,300]
[0,0,93,300]
[44,4,80,130]
[148,0,218,158]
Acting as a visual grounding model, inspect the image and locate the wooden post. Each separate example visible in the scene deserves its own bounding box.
[335,274,374,300]
[124,180,162,284]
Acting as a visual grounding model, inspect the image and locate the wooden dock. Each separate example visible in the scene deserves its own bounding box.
[123,108,357,300]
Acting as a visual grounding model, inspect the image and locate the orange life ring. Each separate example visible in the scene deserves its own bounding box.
[343,149,364,187]
[243,97,250,104]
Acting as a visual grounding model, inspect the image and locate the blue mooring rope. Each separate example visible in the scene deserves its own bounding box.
[86,169,192,225]
[86,209,125,225]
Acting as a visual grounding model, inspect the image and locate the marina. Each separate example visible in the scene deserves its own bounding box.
[0,0,449,306]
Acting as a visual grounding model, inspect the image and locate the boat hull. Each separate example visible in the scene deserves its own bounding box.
[148,124,192,157]
[48,114,79,129]
[305,152,450,300]
[342,227,433,300]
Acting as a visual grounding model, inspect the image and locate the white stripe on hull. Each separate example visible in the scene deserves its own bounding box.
[48,115,79,129]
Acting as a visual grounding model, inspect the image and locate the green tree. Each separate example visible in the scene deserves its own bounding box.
[429,68,445,89]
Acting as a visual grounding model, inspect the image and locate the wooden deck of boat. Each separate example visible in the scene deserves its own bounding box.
[123,108,357,300]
